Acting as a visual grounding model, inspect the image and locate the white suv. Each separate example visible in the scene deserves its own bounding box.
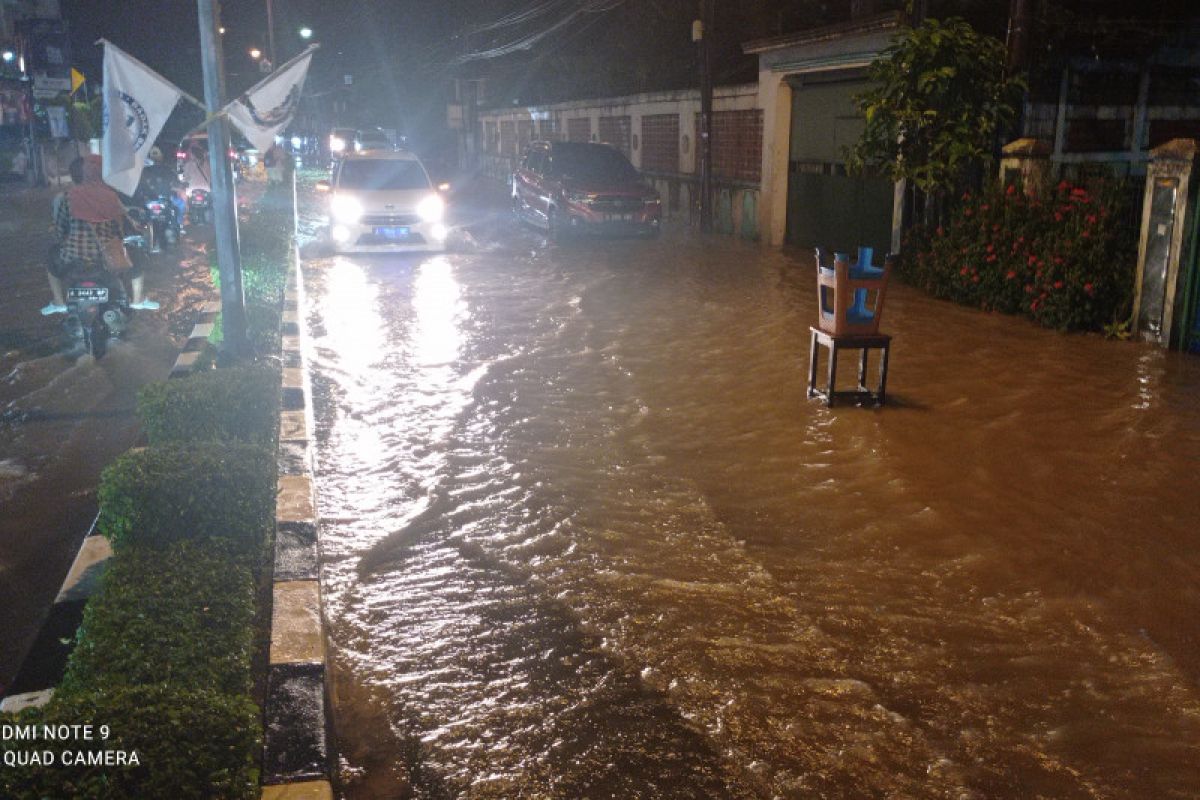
[320,150,447,253]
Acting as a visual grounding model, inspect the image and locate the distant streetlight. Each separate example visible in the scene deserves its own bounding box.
[218,26,226,35]
[1,50,14,64]
[249,47,262,60]
[299,27,313,40]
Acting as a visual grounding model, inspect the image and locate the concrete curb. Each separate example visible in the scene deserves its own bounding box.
[260,248,336,797]
[0,295,219,714]
[170,299,222,378]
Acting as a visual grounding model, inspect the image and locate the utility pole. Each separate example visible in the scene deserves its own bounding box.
[197,0,249,358]
[695,0,714,233]
[266,0,277,68]
[1006,0,1033,73]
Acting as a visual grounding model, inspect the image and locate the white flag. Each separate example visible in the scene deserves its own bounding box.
[224,48,314,153]
[101,41,182,196]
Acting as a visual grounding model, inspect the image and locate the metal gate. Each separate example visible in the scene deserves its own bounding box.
[785,77,893,255]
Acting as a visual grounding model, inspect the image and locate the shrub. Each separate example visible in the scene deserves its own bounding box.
[900,179,1137,331]
[138,366,280,445]
[59,540,256,697]
[0,684,261,800]
[96,442,274,557]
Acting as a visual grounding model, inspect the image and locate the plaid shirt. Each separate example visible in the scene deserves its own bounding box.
[54,194,122,268]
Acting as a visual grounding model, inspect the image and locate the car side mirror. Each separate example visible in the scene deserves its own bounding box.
[316,180,331,193]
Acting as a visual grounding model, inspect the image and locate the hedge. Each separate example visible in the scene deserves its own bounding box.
[59,540,257,697]
[0,684,261,800]
[96,441,275,557]
[900,178,1137,331]
[138,366,280,446]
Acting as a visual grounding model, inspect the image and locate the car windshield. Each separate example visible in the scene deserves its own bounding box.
[551,144,637,181]
[338,159,429,191]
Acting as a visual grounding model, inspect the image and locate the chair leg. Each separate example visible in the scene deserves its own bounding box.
[858,348,869,391]
[826,342,838,407]
[808,329,820,398]
[877,342,890,404]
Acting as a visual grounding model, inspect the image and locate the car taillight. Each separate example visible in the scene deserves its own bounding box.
[176,150,186,160]
[148,202,165,214]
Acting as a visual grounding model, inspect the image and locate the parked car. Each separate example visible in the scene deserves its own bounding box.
[317,150,448,253]
[512,140,661,240]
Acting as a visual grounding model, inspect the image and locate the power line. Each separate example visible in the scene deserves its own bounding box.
[454,0,628,64]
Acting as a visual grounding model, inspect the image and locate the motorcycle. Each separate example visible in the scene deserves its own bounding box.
[60,229,149,359]
[187,186,213,226]
[142,193,181,251]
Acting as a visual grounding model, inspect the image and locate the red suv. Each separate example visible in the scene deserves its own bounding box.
[512,141,661,239]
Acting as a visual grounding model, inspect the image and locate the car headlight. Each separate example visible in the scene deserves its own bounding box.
[329,136,346,153]
[417,193,445,223]
[330,194,364,224]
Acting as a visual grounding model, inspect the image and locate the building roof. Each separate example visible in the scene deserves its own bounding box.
[742,12,903,56]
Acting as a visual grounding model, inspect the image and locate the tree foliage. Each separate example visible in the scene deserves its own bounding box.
[847,17,1024,196]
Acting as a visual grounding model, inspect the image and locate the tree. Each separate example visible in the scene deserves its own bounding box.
[847,17,1024,210]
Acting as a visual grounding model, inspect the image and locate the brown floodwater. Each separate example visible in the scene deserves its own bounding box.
[301,213,1200,798]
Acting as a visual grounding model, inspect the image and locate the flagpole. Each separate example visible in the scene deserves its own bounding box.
[197,0,249,359]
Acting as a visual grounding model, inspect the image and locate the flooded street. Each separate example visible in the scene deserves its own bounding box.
[301,196,1200,798]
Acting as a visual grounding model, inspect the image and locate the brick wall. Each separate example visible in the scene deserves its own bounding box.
[641,113,680,173]
[695,109,763,182]
[598,115,632,159]
[567,117,591,143]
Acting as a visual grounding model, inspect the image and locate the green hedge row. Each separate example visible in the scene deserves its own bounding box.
[59,540,257,697]
[0,685,261,800]
[138,366,280,446]
[97,442,275,558]
[1,209,291,799]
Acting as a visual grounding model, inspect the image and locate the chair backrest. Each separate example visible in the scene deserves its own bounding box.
[815,250,893,335]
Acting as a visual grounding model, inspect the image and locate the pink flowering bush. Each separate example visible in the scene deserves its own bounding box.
[901,179,1137,331]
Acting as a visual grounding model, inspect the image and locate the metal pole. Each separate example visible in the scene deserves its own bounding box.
[266,0,277,68]
[697,0,713,233]
[197,0,249,358]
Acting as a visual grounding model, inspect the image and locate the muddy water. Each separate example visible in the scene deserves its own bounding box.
[302,221,1200,798]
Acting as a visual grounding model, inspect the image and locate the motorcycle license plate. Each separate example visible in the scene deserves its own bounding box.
[67,286,109,303]
[604,213,634,222]
[374,226,410,239]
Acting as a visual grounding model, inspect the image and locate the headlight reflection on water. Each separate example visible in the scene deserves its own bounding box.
[412,256,463,368]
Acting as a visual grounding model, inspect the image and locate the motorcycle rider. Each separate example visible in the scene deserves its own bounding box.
[42,154,159,315]
[135,146,186,248]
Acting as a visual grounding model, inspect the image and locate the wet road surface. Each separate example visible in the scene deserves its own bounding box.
[299,185,1200,798]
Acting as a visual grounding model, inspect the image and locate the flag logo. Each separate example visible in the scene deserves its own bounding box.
[119,92,150,149]
[245,84,300,129]
[102,91,150,150]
